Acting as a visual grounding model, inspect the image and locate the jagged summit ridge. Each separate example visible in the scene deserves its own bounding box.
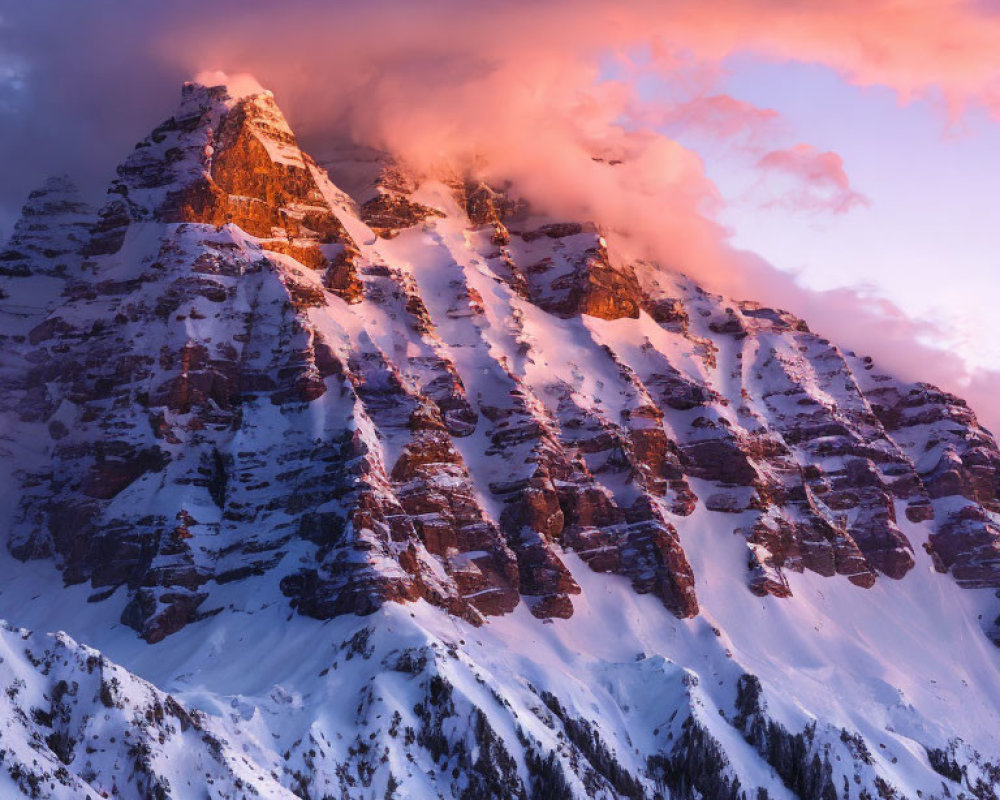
[0,78,998,648]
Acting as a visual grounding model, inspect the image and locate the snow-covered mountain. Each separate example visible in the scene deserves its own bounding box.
[0,79,998,800]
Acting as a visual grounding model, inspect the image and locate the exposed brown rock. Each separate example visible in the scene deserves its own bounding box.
[930,505,1000,588]
[643,297,689,330]
[360,194,443,237]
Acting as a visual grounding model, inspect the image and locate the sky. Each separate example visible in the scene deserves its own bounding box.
[0,0,998,427]
[707,58,1000,373]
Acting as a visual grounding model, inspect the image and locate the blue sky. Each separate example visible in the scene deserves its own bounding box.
[689,57,1000,372]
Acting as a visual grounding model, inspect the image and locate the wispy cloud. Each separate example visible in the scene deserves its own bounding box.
[755,144,869,214]
[634,93,781,146]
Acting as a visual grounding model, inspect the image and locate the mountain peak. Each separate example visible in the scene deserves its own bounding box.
[0,174,93,279]
[86,77,358,281]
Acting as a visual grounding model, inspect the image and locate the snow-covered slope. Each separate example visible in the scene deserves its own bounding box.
[0,79,998,799]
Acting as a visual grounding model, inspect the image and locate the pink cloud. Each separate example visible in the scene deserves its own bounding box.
[2,0,998,430]
[650,0,1000,118]
[755,144,869,214]
[633,93,781,145]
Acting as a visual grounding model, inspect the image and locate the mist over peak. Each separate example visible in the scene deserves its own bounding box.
[1,0,998,430]
[190,70,268,100]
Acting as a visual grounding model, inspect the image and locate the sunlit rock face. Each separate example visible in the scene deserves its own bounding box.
[0,78,998,647]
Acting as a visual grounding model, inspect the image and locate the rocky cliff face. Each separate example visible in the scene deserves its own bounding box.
[3,81,997,643]
[1,79,999,800]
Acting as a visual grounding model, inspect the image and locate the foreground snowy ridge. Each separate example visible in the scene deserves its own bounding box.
[2,555,1000,800]
[0,79,998,799]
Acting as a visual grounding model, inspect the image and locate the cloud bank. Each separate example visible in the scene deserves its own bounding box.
[1,0,998,428]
